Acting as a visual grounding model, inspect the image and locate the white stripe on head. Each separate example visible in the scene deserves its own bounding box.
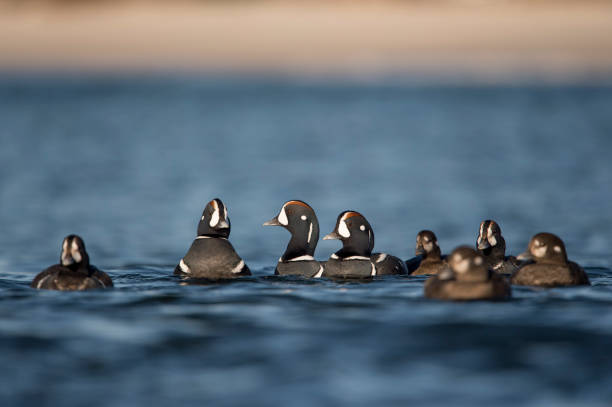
[61,238,72,266]
[487,224,498,246]
[479,222,485,239]
[209,201,220,228]
[278,206,289,226]
[70,240,82,263]
[307,222,313,243]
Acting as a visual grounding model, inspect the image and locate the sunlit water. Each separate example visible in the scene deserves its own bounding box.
[1,76,611,406]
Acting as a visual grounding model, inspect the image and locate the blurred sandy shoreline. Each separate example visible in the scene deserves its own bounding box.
[1,1,612,81]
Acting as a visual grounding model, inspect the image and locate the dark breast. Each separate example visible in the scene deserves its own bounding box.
[371,253,407,275]
[424,274,511,301]
[323,258,374,279]
[179,238,250,279]
[31,266,107,291]
[275,260,323,278]
[511,262,590,287]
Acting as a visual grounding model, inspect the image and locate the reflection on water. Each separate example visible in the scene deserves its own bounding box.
[0,76,611,406]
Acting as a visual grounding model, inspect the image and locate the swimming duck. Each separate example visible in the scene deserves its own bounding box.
[175,198,250,279]
[511,232,590,287]
[476,220,521,274]
[31,235,113,290]
[263,200,324,277]
[322,211,406,279]
[407,230,448,275]
[424,246,511,301]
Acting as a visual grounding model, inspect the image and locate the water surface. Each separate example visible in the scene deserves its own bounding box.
[1,76,611,406]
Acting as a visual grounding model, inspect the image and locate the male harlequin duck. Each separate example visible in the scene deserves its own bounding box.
[424,246,511,301]
[263,200,324,277]
[511,233,590,287]
[31,235,113,291]
[175,198,250,279]
[476,220,521,274]
[322,211,406,279]
[407,230,448,275]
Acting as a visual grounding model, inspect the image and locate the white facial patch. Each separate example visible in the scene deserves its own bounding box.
[209,202,220,228]
[223,205,228,219]
[479,222,485,240]
[533,246,547,258]
[338,219,350,238]
[474,256,483,266]
[278,206,289,226]
[553,245,562,253]
[301,215,307,221]
[454,258,470,274]
[487,225,497,246]
[70,240,82,263]
[307,222,313,243]
[424,242,433,252]
[360,225,366,231]
[488,235,497,247]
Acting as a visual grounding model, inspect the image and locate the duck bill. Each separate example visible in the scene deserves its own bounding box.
[263,216,282,227]
[517,251,532,261]
[323,231,342,241]
[415,245,425,256]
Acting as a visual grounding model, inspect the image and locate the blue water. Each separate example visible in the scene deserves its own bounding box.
[1,75,612,406]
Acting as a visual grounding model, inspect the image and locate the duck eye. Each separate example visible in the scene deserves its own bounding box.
[301,215,307,221]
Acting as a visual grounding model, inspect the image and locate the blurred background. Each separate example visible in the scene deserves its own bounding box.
[1,1,612,407]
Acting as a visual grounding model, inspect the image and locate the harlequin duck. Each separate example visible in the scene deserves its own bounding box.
[263,200,324,278]
[424,246,511,301]
[476,220,521,274]
[322,211,406,279]
[175,198,250,279]
[511,233,590,287]
[31,235,113,290]
[408,230,449,275]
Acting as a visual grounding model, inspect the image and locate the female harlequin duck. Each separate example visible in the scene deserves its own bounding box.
[511,232,590,287]
[476,220,521,274]
[175,198,250,279]
[263,200,324,278]
[407,230,449,275]
[424,246,511,301]
[322,211,406,279]
[31,235,113,291]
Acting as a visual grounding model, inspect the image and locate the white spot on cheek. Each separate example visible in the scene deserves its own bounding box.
[360,225,365,231]
[278,207,289,226]
[301,215,307,221]
[553,245,561,253]
[489,235,497,246]
[454,258,470,273]
[338,220,350,238]
[474,256,483,266]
